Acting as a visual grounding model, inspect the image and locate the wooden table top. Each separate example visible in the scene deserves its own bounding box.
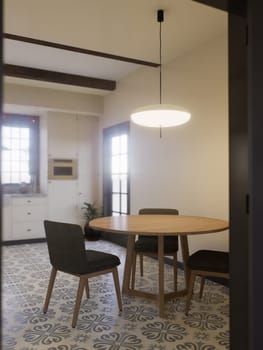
[89,215,229,236]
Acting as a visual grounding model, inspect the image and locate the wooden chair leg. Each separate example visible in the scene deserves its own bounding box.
[173,253,178,292]
[199,276,206,299]
[185,271,196,315]
[158,236,165,318]
[139,253,144,276]
[112,267,123,311]
[72,276,86,328]
[85,279,90,298]
[43,267,57,313]
[131,251,137,290]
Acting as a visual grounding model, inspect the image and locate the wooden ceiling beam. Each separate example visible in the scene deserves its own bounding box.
[4,64,116,91]
[192,0,228,11]
[4,33,159,68]
[192,0,246,17]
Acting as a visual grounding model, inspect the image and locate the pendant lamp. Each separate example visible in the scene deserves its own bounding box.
[131,9,191,135]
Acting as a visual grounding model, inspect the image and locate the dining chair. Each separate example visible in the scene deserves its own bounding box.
[131,208,179,291]
[185,249,229,314]
[43,220,122,328]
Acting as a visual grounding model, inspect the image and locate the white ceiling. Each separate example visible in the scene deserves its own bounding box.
[4,0,227,95]
[4,39,142,80]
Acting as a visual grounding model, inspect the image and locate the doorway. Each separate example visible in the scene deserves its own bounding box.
[102,121,130,246]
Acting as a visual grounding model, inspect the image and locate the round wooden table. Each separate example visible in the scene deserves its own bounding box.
[90,215,229,317]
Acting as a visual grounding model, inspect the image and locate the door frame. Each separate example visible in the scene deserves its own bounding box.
[193,1,263,349]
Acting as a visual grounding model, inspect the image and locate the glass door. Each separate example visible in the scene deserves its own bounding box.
[103,122,130,245]
[111,133,129,215]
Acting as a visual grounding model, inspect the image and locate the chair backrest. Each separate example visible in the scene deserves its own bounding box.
[44,220,87,274]
[138,208,179,242]
[139,208,179,215]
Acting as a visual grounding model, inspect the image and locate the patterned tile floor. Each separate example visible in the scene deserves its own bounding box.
[2,240,229,350]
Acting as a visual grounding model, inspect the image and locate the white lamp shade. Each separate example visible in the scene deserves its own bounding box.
[131,104,191,128]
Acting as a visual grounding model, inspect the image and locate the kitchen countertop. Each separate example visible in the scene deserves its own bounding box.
[4,193,47,198]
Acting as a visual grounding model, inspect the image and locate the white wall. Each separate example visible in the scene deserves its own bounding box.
[100,35,229,257]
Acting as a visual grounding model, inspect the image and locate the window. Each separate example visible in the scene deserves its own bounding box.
[1,114,40,193]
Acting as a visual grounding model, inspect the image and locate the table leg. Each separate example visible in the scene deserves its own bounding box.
[158,236,165,317]
[122,234,135,294]
[179,235,190,289]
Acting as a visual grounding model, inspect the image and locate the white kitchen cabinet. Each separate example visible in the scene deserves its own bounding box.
[47,113,99,225]
[47,112,78,159]
[47,180,78,224]
[11,196,47,240]
[75,115,99,221]
[2,195,12,241]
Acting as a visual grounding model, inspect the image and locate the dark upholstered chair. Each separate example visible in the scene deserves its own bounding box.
[185,249,229,314]
[43,220,122,328]
[131,208,179,290]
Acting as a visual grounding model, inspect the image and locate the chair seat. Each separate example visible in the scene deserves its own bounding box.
[134,236,178,253]
[186,250,228,273]
[84,250,121,273]
[59,250,121,275]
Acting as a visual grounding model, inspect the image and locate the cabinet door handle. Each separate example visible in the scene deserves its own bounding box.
[27,200,32,203]
[27,229,31,232]
[27,212,31,215]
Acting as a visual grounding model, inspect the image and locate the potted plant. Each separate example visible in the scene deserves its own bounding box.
[81,201,103,240]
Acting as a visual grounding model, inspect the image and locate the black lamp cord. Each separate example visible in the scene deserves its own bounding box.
[157,10,164,137]
[159,15,162,105]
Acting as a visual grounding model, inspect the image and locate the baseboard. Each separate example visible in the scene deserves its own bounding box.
[2,238,46,246]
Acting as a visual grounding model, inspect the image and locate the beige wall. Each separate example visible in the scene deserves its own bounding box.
[4,82,104,116]
[100,35,229,257]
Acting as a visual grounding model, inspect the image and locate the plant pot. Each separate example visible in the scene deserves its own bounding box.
[84,222,101,241]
